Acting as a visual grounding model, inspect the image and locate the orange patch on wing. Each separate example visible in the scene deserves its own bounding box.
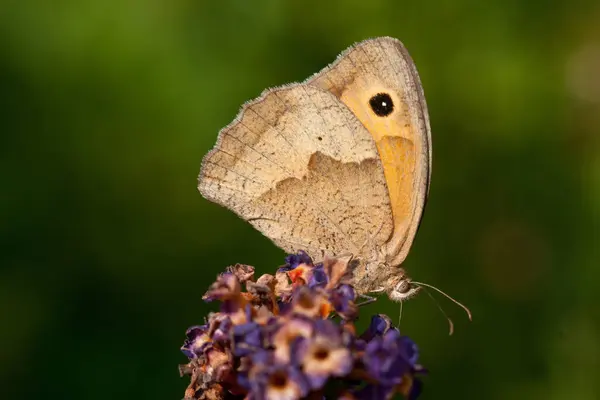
[375,135,415,235]
[337,77,418,238]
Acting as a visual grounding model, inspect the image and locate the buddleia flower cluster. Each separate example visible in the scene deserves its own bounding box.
[179,251,426,400]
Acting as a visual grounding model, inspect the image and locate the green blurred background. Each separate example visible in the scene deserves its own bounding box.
[2,0,599,399]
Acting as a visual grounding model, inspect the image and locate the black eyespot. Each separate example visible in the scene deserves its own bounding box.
[317,136,322,141]
[369,92,394,117]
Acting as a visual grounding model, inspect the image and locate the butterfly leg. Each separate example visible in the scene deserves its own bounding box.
[356,293,378,307]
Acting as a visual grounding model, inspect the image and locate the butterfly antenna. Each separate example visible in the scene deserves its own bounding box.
[397,300,404,328]
[412,281,473,321]
[421,287,454,335]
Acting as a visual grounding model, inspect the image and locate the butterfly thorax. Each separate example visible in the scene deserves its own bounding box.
[352,258,421,302]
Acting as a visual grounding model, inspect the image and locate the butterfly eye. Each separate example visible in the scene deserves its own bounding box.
[369,92,394,117]
[396,280,411,294]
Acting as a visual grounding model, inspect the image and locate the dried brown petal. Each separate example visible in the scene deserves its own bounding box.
[323,255,354,289]
[227,264,255,283]
[274,270,293,300]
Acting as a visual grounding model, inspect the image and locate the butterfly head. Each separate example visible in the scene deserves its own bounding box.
[387,273,421,302]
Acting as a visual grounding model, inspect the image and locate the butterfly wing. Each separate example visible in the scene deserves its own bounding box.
[307,37,432,267]
[198,84,394,262]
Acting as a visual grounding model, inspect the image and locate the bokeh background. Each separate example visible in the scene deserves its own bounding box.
[2,1,599,399]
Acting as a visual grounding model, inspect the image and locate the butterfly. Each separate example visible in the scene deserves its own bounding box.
[198,37,431,302]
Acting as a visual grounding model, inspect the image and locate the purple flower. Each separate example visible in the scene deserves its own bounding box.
[272,317,313,363]
[236,349,271,391]
[288,286,332,318]
[329,284,358,320]
[293,319,353,390]
[359,314,393,343]
[210,316,233,345]
[281,251,313,272]
[250,363,309,400]
[179,254,426,400]
[180,325,209,359]
[363,329,419,386]
[232,322,262,357]
[307,263,328,288]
